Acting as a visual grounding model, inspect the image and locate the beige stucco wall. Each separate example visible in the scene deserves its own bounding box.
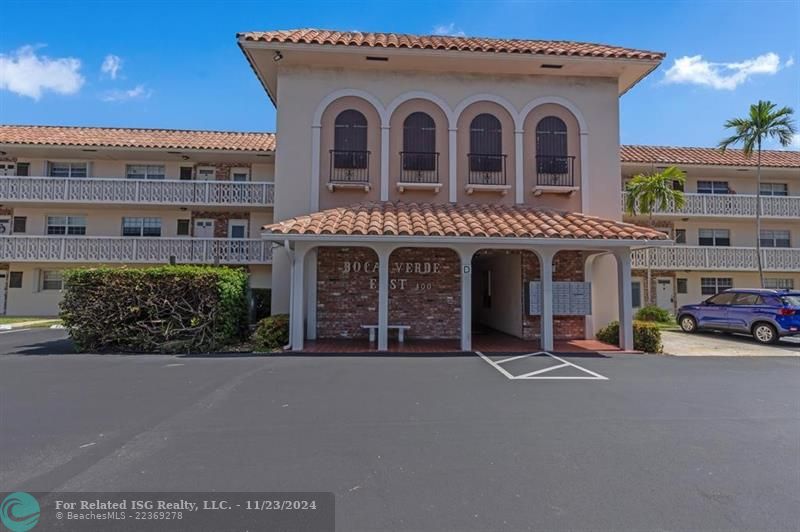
[16,157,274,181]
[318,95,381,209]
[271,65,623,314]
[388,98,450,203]
[456,101,515,205]
[12,207,191,237]
[522,103,582,212]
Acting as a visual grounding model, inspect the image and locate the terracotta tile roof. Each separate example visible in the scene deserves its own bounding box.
[239,29,665,61]
[264,202,668,240]
[621,145,800,169]
[0,125,276,152]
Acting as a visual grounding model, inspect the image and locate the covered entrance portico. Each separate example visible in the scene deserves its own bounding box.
[262,202,670,352]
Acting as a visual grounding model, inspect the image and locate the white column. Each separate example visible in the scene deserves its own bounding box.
[380,126,390,201]
[310,125,322,211]
[540,249,555,352]
[290,245,309,351]
[306,248,318,340]
[377,247,391,351]
[579,131,589,212]
[515,130,524,204]
[448,128,458,203]
[459,249,474,351]
[615,249,634,351]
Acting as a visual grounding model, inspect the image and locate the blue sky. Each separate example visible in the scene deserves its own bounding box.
[1,0,798,148]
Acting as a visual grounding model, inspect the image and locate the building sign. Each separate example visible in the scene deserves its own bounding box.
[341,260,443,291]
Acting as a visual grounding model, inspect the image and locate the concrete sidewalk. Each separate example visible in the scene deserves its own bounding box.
[662,330,800,356]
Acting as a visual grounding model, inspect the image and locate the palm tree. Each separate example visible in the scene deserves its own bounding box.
[624,166,686,306]
[719,100,796,287]
[624,165,687,225]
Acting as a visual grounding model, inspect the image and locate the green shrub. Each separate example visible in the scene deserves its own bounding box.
[60,265,248,353]
[596,320,663,353]
[250,288,272,322]
[635,305,672,323]
[252,314,289,351]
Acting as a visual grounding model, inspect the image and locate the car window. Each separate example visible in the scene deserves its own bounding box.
[762,296,781,306]
[781,295,800,307]
[732,293,760,305]
[707,292,736,305]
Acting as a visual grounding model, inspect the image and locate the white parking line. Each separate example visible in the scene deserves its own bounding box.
[475,351,608,381]
[0,328,32,334]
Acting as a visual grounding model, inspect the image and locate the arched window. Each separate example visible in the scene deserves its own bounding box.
[469,113,502,173]
[333,109,368,170]
[535,116,570,179]
[402,112,437,175]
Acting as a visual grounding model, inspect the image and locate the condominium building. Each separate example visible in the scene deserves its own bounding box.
[3,27,701,352]
[240,29,670,351]
[0,126,276,315]
[622,145,800,312]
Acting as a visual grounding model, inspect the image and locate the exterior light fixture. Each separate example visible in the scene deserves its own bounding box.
[181,155,190,160]
[273,51,283,62]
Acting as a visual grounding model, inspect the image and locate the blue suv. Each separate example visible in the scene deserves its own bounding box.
[677,289,800,344]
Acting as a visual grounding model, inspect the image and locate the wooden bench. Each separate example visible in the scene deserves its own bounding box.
[361,324,411,343]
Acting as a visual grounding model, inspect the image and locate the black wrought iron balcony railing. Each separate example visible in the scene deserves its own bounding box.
[536,155,575,187]
[467,153,507,186]
[399,151,440,183]
[329,150,370,183]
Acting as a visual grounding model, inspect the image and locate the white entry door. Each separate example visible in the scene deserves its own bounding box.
[0,272,7,315]
[194,219,214,238]
[655,278,674,311]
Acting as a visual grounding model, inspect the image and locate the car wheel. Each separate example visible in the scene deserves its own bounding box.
[679,315,697,333]
[752,323,779,345]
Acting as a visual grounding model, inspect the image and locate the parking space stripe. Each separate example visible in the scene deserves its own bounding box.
[475,350,608,381]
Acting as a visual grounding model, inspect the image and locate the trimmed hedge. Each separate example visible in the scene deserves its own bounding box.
[635,304,672,323]
[252,314,289,351]
[596,320,663,353]
[60,266,248,353]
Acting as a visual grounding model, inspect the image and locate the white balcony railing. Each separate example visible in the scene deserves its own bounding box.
[621,192,800,218]
[0,236,272,264]
[632,246,800,272]
[0,177,274,207]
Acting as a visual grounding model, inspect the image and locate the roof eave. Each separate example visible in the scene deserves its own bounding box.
[259,231,672,249]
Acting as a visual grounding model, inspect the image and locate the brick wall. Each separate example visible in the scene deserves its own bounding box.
[316,247,586,341]
[194,162,253,182]
[521,250,586,340]
[388,248,460,339]
[316,247,461,339]
[190,211,251,238]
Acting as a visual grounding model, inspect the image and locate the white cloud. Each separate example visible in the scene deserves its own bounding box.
[101,84,151,102]
[101,54,122,79]
[431,23,465,37]
[786,56,795,68]
[0,45,84,100]
[791,133,800,149]
[663,52,788,90]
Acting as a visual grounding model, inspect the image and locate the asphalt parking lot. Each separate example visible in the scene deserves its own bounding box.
[1,329,799,531]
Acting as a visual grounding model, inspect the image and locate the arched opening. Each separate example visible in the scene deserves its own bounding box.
[401,112,438,183]
[331,109,369,182]
[468,113,505,185]
[535,116,573,186]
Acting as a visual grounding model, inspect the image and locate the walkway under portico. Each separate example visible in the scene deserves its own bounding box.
[262,202,671,353]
